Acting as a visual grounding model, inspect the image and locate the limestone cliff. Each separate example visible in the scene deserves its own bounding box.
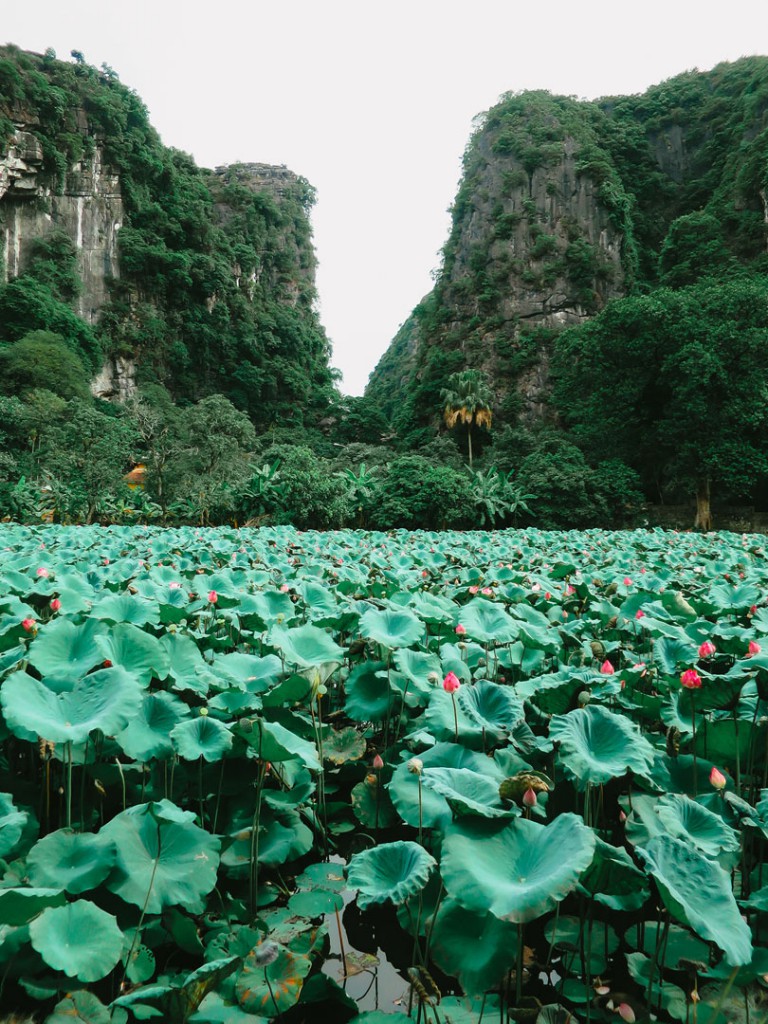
[368,59,768,439]
[0,47,335,427]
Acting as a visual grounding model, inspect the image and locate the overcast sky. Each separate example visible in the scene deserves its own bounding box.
[4,1,768,393]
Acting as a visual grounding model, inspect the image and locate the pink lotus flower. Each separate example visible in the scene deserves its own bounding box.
[443,671,460,693]
[522,788,537,808]
[21,618,35,632]
[680,668,702,689]
[36,567,49,578]
[565,584,575,596]
[208,590,218,604]
[698,640,716,658]
[469,585,479,594]
[50,598,61,612]
[748,640,762,656]
[481,587,493,596]
[710,766,727,791]
[600,660,615,675]
[280,583,290,592]
[455,624,466,636]
[372,754,384,770]
[169,581,182,590]
[635,609,645,619]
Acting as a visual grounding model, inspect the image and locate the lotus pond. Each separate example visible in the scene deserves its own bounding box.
[1,524,768,1024]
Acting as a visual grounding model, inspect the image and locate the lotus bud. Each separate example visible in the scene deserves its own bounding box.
[208,590,218,604]
[680,668,702,689]
[578,690,591,707]
[522,788,537,808]
[442,672,460,693]
[21,618,36,633]
[698,640,716,659]
[50,598,61,612]
[635,609,645,619]
[709,766,726,790]
[372,754,384,770]
[36,566,49,578]
[407,758,423,775]
[600,660,615,675]
[455,623,467,636]
[616,1005,636,1024]
[748,640,762,657]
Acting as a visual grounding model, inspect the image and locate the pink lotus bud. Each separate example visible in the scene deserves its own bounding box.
[36,567,49,578]
[469,585,479,594]
[50,598,61,612]
[617,1004,636,1023]
[455,623,466,636]
[710,766,727,790]
[545,591,551,600]
[522,788,537,808]
[481,587,493,595]
[21,618,36,632]
[600,660,615,675]
[208,590,218,604]
[280,583,290,592]
[372,754,384,770]
[749,604,757,616]
[619,810,627,823]
[680,668,702,689]
[699,640,716,658]
[748,640,762,657]
[531,582,540,592]
[443,671,460,693]
[623,577,632,586]
[565,584,575,596]
[635,609,645,619]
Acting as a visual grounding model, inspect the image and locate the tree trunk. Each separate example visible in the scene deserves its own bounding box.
[467,426,473,468]
[694,478,712,531]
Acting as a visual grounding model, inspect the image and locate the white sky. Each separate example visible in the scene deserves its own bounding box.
[4,1,768,394]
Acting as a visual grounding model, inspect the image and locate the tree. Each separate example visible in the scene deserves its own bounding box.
[440,369,493,467]
[553,280,768,529]
[0,331,90,400]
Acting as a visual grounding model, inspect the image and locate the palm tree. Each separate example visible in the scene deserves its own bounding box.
[440,369,493,467]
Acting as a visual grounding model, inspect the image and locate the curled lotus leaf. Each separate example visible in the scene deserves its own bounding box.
[359,606,424,649]
[27,829,115,894]
[549,704,655,789]
[347,840,436,909]
[441,814,596,923]
[170,716,233,762]
[637,834,753,966]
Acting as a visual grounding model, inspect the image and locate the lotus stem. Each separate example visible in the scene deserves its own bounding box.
[334,904,347,976]
[691,698,697,796]
[213,758,225,833]
[451,692,459,742]
[115,756,127,811]
[516,922,524,1006]
[417,775,423,847]
[734,711,741,793]
[66,741,73,830]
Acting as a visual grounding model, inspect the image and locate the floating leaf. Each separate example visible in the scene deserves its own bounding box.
[236,942,311,1016]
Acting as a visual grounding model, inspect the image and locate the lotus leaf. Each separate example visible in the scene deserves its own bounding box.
[29,899,123,981]
[27,829,115,893]
[359,606,424,648]
[440,814,596,923]
[347,840,435,909]
[0,792,29,858]
[637,834,753,965]
[116,691,190,761]
[268,623,344,668]
[1,666,142,744]
[344,660,398,721]
[549,705,655,788]
[27,617,107,679]
[420,767,514,818]
[458,598,518,643]
[655,793,741,867]
[0,886,66,925]
[46,991,112,1024]
[171,716,233,761]
[102,802,220,913]
[95,623,169,685]
[429,898,518,994]
[236,942,311,1016]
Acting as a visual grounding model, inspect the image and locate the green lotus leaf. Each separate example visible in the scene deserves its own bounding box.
[0,886,66,925]
[238,590,295,630]
[236,717,321,770]
[91,592,159,626]
[27,616,107,679]
[210,652,283,692]
[294,861,346,892]
[421,767,514,819]
[626,920,711,970]
[441,814,596,923]
[322,726,367,764]
[536,1007,581,1024]
[347,840,436,909]
[95,622,169,685]
[268,623,344,668]
[654,635,699,674]
[46,990,112,1024]
[287,888,343,917]
[102,803,220,913]
[27,829,115,894]
[395,647,441,693]
[1,666,142,744]
[429,897,518,994]
[161,632,206,685]
[298,581,339,620]
[359,606,424,648]
[544,914,619,975]
[390,744,505,830]
[655,793,741,868]
[579,836,649,910]
[459,679,524,732]
[190,992,266,1023]
[171,716,233,761]
[351,772,399,828]
[344,660,398,722]
[0,792,30,858]
[459,598,518,644]
[549,705,656,789]
[637,834,753,965]
[116,691,190,761]
[29,899,123,981]
[236,942,311,1016]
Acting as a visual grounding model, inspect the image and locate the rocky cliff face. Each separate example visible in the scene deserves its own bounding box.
[368,60,768,438]
[0,123,123,324]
